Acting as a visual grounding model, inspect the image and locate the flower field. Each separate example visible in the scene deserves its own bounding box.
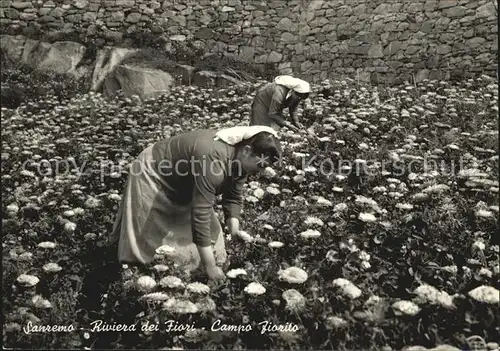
[2,75,499,350]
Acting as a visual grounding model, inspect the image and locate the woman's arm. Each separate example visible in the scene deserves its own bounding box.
[221,176,247,235]
[190,158,224,273]
[268,90,300,131]
[288,97,303,128]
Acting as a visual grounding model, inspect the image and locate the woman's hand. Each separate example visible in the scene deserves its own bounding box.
[205,265,225,281]
[226,218,240,236]
[286,122,300,132]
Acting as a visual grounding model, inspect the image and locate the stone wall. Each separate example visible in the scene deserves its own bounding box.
[1,0,498,84]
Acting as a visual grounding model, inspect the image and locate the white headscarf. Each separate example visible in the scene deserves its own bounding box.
[274,75,311,94]
[214,125,278,145]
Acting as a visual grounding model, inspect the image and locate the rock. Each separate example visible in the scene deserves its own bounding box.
[36,41,87,76]
[172,15,186,26]
[368,43,384,58]
[4,8,20,19]
[194,28,213,39]
[111,11,124,22]
[438,0,458,9]
[445,6,467,17]
[11,1,33,9]
[116,0,134,6]
[50,7,65,18]
[281,32,295,43]
[301,60,313,71]
[170,34,186,41]
[103,30,123,42]
[373,3,391,14]
[73,0,88,9]
[353,3,367,14]
[83,12,97,22]
[466,37,486,49]
[0,35,26,63]
[278,62,293,75]
[407,3,424,13]
[268,50,282,63]
[20,12,37,21]
[221,6,235,12]
[437,44,451,54]
[125,12,141,23]
[91,47,139,92]
[415,69,430,82]
[476,2,496,18]
[105,64,175,99]
[238,46,255,61]
[277,17,294,31]
[192,70,217,87]
[5,37,86,77]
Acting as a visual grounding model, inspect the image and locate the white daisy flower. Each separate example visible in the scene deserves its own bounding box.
[334,203,348,212]
[317,197,333,207]
[137,276,157,292]
[32,295,52,309]
[392,300,421,316]
[163,298,199,314]
[43,263,62,273]
[64,221,76,233]
[153,264,169,272]
[253,188,265,199]
[325,316,348,329]
[414,284,455,309]
[37,241,57,249]
[195,297,217,313]
[63,210,76,217]
[468,286,499,304]
[358,212,377,223]
[156,245,176,256]
[278,267,308,284]
[6,203,19,214]
[17,274,40,287]
[332,278,362,299]
[304,216,324,227]
[108,194,122,201]
[159,276,184,289]
[266,186,281,195]
[226,268,247,278]
[186,282,210,294]
[396,203,414,210]
[140,292,170,302]
[282,289,306,312]
[268,241,284,248]
[263,167,277,178]
[300,229,321,239]
[244,282,266,296]
[473,240,486,251]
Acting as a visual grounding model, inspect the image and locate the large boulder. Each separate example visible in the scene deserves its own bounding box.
[91,46,139,92]
[37,41,87,77]
[0,35,26,63]
[1,35,87,77]
[104,64,176,99]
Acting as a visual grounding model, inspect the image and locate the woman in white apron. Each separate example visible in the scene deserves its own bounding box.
[109,126,281,280]
[250,75,311,132]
